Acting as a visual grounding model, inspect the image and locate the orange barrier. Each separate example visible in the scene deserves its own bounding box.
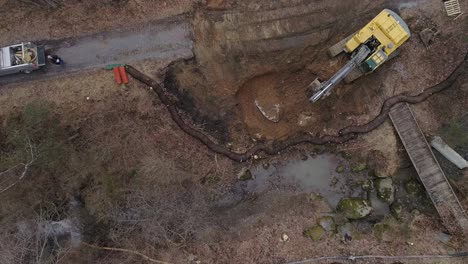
[119,66,129,84]
[113,67,122,84]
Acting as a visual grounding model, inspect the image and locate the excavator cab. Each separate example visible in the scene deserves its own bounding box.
[309,9,411,103]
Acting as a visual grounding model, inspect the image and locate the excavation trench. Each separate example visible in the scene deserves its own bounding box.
[125,52,467,162]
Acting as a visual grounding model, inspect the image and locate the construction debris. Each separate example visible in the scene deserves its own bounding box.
[431,136,468,169]
[419,28,437,47]
[444,0,462,16]
[105,64,129,85]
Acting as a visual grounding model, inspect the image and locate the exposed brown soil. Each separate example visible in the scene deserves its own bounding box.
[164,0,467,150]
[236,70,318,140]
[127,50,466,168]
[162,0,467,166]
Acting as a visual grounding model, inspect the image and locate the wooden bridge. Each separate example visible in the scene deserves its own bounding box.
[389,103,468,236]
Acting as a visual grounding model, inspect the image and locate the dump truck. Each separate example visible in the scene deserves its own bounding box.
[309,9,411,103]
[0,42,46,77]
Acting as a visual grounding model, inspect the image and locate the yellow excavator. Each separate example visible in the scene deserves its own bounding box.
[309,9,411,103]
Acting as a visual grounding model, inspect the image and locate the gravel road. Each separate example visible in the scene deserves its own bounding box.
[0,16,193,85]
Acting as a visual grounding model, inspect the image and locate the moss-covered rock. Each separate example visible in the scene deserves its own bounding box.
[405,180,424,196]
[375,178,395,203]
[361,179,374,191]
[336,165,345,173]
[238,168,253,181]
[303,225,325,241]
[317,216,335,232]
[373,222,391,242]
[337,197,373,219]
[351,163,367,172]
[390,202,403,220]
[337,222,359,242]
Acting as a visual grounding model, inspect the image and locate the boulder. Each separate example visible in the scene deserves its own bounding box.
[390,202,403,220]
[337,198,373,220]
[375,178,395,203]
[361,179,374,191]
[373,222,392,242]
[419,28,436,47]
[317,216,336,232]
[336,222,358,242]
[303,225,325,241]
[351,163,367,172]
[254,98,282,123]
[405,180,424,196]
[238,168,253,181]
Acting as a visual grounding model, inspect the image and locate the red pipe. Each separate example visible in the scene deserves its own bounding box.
[119,66,129,84]
[113,67,122,84]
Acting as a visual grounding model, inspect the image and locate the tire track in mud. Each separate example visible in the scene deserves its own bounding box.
[125,52,467,162]
[206,1,389,48]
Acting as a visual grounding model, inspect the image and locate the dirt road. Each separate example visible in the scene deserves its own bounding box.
[0,16,193,85]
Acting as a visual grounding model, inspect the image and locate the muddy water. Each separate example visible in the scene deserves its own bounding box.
[216,153,436,224]
[237,154,367,208]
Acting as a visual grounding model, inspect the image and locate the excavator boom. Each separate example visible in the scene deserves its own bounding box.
[309,45,370,102]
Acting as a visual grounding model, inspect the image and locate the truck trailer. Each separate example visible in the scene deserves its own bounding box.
[0,42,46,77]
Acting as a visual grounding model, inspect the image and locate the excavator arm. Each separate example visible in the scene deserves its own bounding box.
[309,45,371,103]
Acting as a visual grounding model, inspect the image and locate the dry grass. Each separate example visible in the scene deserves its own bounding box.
[0,0,194,44]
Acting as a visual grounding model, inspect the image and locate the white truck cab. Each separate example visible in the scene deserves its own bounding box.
[0,42,46,76]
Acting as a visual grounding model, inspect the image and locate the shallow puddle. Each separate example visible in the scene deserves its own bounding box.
[237,154,367,208]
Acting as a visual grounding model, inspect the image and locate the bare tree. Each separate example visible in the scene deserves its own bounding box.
[0,138,37,194]
[0,206,72,264]
[109,184,209,249]
[105,157,211,249]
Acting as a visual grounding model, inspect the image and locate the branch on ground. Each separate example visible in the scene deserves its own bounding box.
[82,242,172,264]
[0,138,37,194]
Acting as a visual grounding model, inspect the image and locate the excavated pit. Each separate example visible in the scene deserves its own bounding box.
[162,0,467,147]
